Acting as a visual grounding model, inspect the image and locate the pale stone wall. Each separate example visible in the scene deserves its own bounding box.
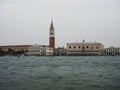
[66,42,104,56]
[104,47,120,56]
[46,47,54,56]
[27,44,42,56]
[0,45,31,51]
[27,45,53,56]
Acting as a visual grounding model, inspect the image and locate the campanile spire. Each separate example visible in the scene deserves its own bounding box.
[50,19,54,30]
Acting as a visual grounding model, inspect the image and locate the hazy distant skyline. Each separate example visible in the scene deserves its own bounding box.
[0,0,120,47]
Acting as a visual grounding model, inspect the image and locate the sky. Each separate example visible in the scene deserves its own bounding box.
[0,0,120,48]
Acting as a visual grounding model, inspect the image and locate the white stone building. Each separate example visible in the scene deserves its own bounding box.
[46,47,54,56]
[27,44,42,56]
[55,47,66,56]
[66,41,104,56]
[104,47,120,56]
[27,44,53,56]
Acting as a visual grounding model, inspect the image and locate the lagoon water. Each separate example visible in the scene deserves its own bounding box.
[0,56,120,90]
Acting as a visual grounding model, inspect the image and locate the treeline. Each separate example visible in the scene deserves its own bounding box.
[0,48,26,56]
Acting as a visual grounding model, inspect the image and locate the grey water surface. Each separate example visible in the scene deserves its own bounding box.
[0,56,120,90]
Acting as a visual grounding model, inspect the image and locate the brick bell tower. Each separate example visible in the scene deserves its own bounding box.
[49,20,55,50]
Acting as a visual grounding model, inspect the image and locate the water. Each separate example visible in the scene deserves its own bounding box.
[0,56,120,90]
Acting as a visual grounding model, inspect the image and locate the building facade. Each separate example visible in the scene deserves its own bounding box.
[46,47,54,56]
[0,45,31,52]
[27,44,54,56]
[66,41,104,56]
[55,47,66,56]
[27,44,43,56]
[104,47,120,56]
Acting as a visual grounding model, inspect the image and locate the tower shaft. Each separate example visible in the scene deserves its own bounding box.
[49,37,55,48]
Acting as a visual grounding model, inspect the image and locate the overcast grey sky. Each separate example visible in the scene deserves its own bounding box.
[0,0,120,47]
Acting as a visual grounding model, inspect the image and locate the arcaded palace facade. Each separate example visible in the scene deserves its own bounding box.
[66,41,104,56]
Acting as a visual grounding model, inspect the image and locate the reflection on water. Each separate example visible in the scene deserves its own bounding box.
[0,56,120,90]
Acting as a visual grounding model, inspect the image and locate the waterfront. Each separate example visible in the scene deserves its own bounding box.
[0,56,120,90]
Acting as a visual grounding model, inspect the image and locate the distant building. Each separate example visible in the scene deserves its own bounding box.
[0,45,31,52]
[27,44,53,56]
[27,44,43,56]
[104,47,120,56]
[55,47,66,56]
[66,41,104,56]
[46,47,54,56]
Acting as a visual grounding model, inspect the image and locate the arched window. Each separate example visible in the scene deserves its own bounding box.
[79,46,81,48]
[74,46,76,49]
[96,47,99,49]
[91,47,93,49]
[82,47,85,49]
[86,46,89,48]
[69,46,71,49]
